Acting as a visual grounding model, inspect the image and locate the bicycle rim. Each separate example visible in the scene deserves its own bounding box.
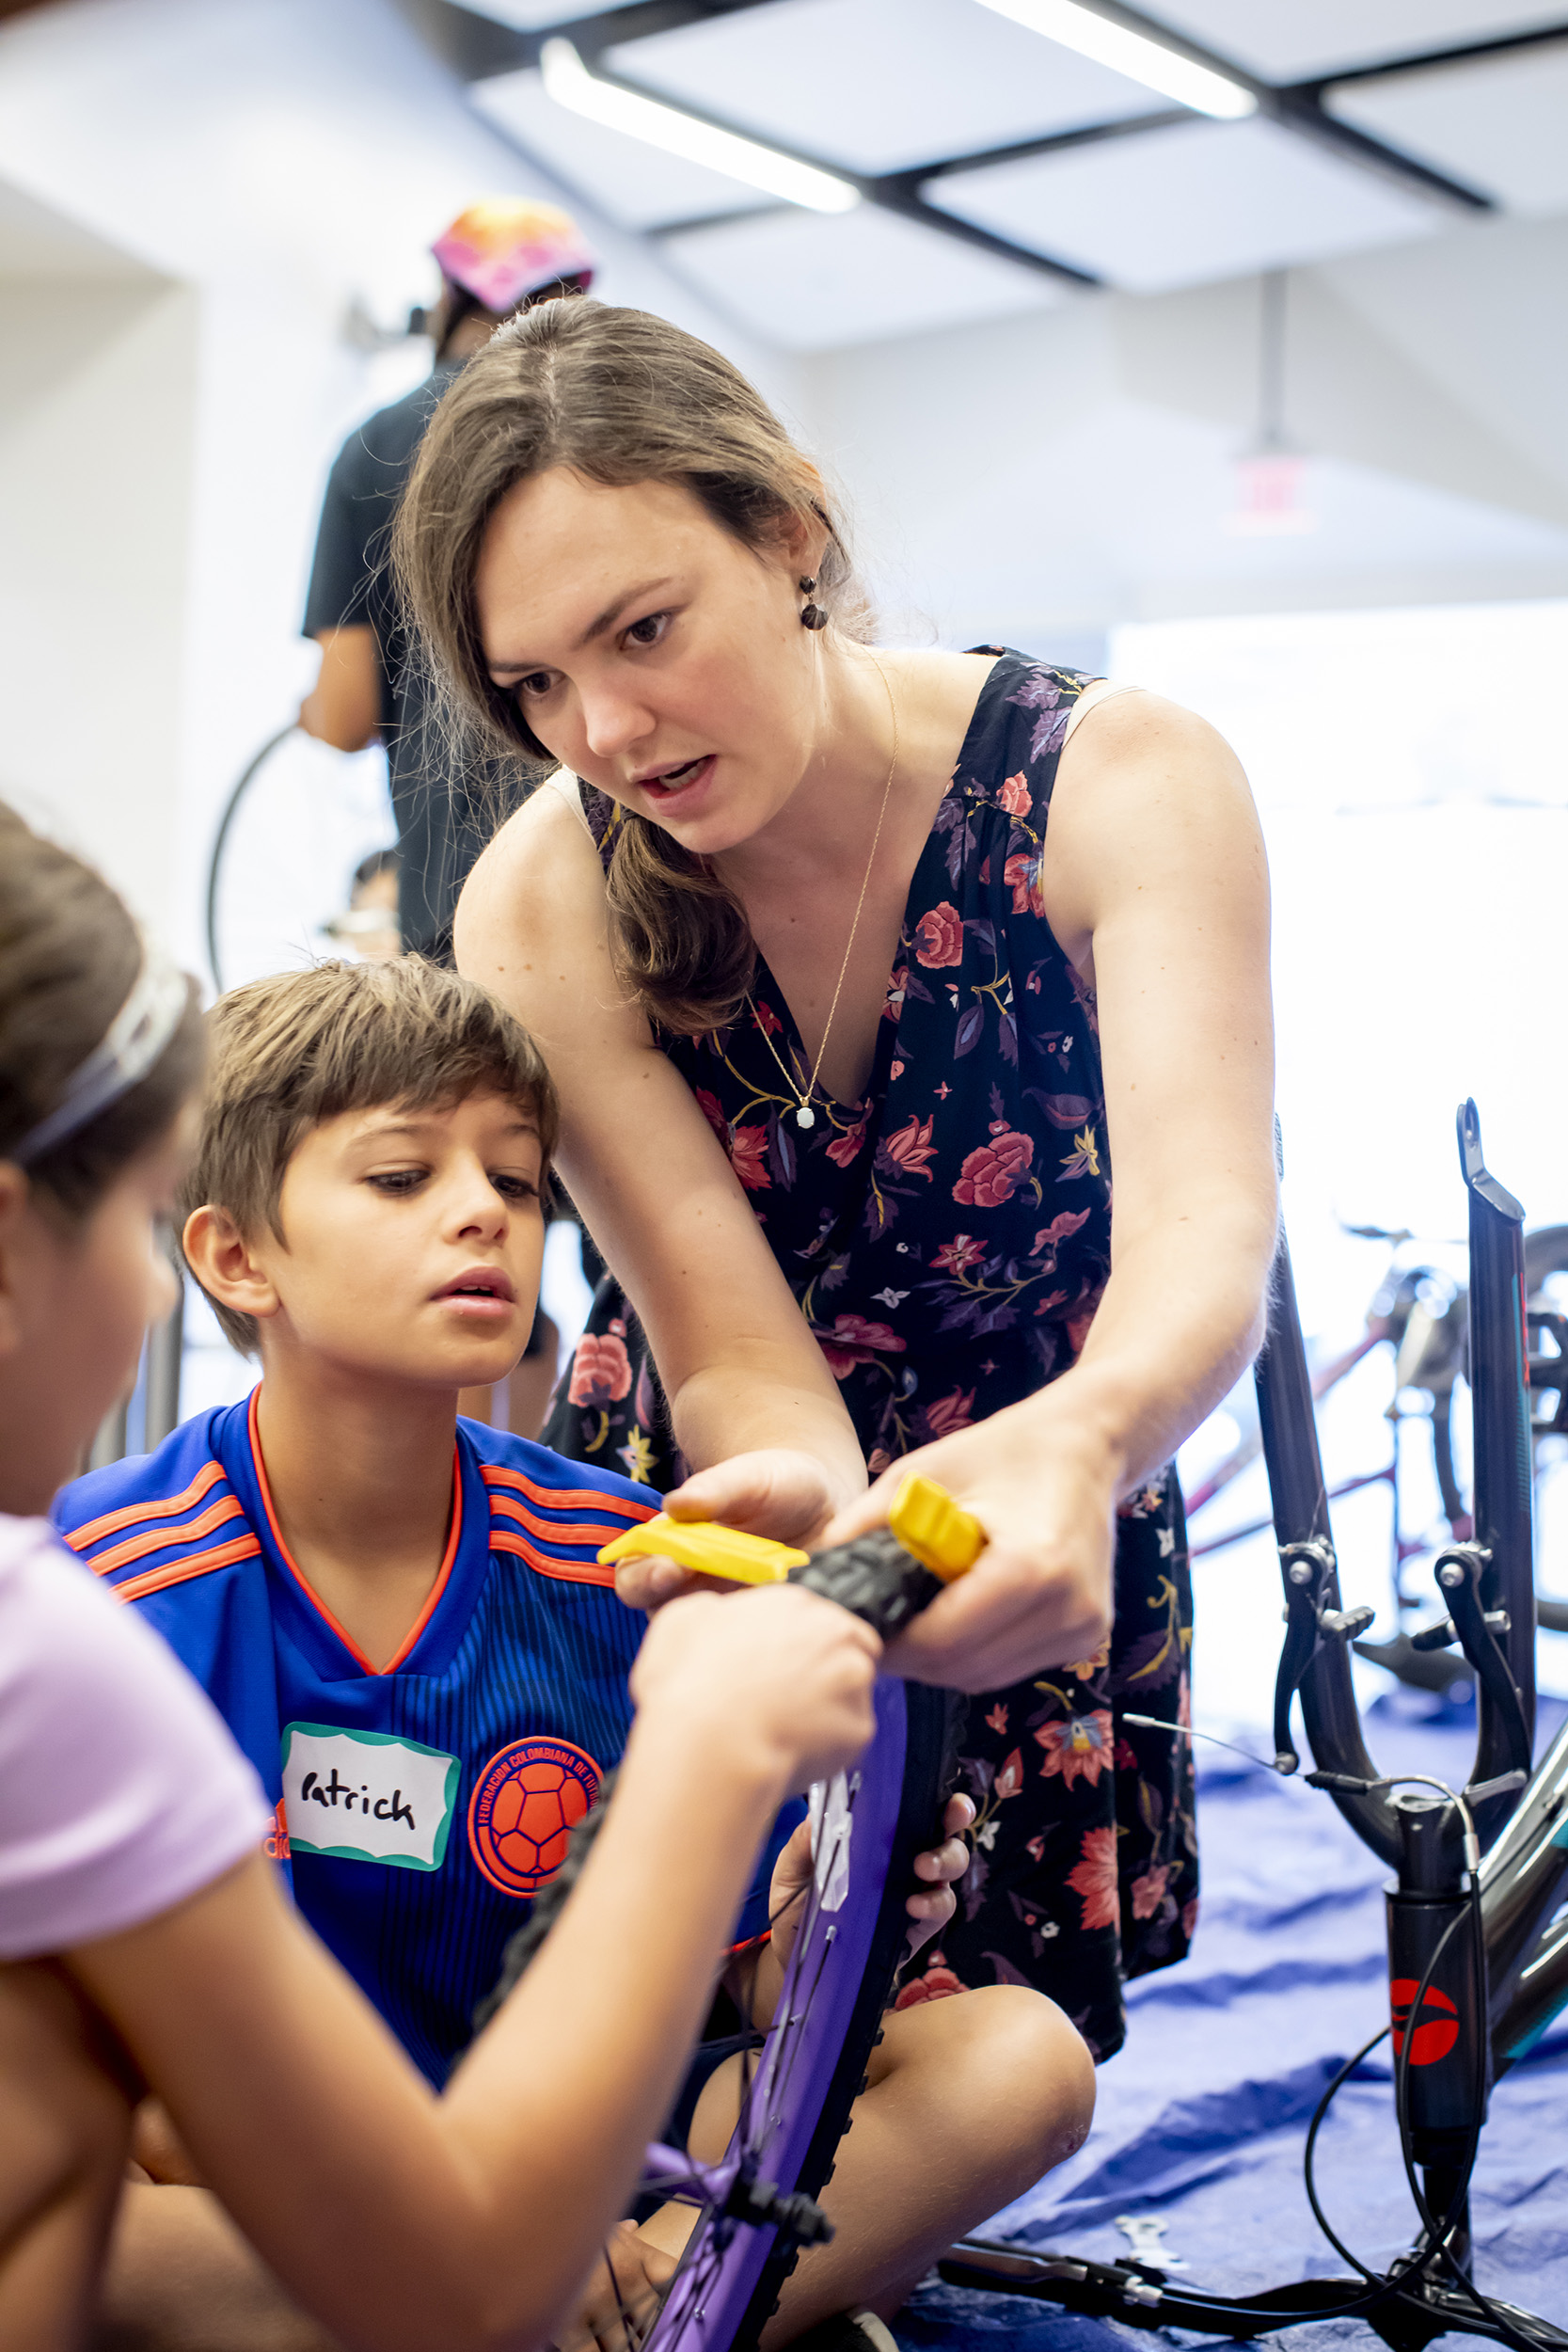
[641,1677,958,2352]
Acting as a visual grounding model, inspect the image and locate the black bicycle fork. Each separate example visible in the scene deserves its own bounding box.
[941,1105,1567,2350]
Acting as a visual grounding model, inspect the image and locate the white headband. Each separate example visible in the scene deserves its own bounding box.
[10,955,190,1168]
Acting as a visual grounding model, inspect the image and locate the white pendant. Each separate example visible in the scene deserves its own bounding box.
[796,1104,816,1130]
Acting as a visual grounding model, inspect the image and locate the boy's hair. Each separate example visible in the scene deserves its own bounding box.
[182,959,558,1355]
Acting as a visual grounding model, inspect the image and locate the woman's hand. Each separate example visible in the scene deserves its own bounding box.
[768,1791,975,1977]
[745,1792,976,2026]
[564,2220,677,2352]
[819,1398,1119,1693]
[629,1581,881,1795]
[613,1447,854,1612]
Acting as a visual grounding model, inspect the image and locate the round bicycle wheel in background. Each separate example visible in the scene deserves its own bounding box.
[205,726,395,993]
[1525,1224,1568,1634]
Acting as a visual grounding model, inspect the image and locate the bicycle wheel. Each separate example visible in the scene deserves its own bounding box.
[479,1521,967,2352]
[1525,1227,1568,1634]
[642,1677,957,2352]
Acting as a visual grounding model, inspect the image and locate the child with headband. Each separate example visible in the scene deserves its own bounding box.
[0,800,905,2347]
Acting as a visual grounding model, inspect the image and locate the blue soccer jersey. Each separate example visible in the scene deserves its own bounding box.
[55,1391,795,2084]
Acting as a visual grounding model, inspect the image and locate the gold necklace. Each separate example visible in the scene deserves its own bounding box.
[747,654,899,1132]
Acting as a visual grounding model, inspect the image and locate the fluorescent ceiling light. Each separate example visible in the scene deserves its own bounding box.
[974,0,1256,120]
[540,40,862,213]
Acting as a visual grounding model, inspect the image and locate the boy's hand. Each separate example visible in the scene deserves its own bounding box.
[765,1792,977,1984]
[629,1583,879,1796]
[613,1449,851,1612]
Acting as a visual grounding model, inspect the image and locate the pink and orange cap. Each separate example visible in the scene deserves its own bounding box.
[432,198,595,314]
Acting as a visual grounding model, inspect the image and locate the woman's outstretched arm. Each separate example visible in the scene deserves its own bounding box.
[457,787,867,1541]
[825,691,1277,1692]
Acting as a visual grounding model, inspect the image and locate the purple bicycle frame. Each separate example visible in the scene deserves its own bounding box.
[639,1676,911,2352]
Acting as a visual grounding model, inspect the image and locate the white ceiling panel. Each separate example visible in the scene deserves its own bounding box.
[660,203,1062,350]
[605,0,1166,178]
[471,66,777,229]
[461,1,604,24]
[1328,40,1568,215]
[928,115,1442,292]
[1136,1,1568,84]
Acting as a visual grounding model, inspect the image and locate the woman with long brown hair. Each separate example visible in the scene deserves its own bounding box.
[395,298,1277,2057]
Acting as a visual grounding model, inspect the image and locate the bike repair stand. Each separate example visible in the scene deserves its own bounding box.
[941,1105,1567,2349]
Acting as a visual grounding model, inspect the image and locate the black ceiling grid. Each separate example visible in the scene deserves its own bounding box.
[411,0,1568,294]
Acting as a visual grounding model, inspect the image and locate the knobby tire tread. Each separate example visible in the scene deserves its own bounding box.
[729,1682,965,2352]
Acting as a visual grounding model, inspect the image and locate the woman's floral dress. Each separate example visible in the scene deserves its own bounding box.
[543,652,1196,2059]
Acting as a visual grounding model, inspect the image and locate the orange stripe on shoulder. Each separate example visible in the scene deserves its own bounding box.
[480,1464,657,1521]
[112,1533,262,1606]
[63,1457,227,1551]
[485,1490,650,1549]
[85,1495,246,1579]
[490,1528,619,1587]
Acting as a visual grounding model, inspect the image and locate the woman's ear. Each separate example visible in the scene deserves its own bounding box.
[182,1204,281,1327]
[781,501,831,584]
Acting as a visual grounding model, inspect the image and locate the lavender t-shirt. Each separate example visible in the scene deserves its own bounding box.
[0,1514,269,1959]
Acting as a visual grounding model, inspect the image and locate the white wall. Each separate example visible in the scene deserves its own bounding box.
[0,0,803,974]
[1114,600,1568,1722]
[798,212,1568,652]
[0,179,197,934]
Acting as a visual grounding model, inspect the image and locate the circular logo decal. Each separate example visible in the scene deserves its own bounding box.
[1390,1978,1460,2067]
[467,1736,601,1898]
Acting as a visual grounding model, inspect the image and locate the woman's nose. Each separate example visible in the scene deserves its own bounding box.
[579,686,654,762]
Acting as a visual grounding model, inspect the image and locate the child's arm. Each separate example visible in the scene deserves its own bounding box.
[735,1793,975,2033]
[66,1584,879,2352]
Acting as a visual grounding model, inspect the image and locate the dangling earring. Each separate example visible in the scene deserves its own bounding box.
[798,575,828,631]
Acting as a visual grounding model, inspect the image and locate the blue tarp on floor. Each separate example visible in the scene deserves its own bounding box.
[896,1689,1568,2352]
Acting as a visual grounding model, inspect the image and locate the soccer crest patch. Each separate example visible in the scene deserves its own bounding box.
[467,1735,602,1898]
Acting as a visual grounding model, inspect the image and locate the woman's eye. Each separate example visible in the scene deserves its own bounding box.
[494,1174,539,1201]
[625,612,669,650]
[368,1169,425,1196]
[516,670,555,701]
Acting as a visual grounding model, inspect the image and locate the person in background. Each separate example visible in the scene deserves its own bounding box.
[300,201,592,1440]
[324,846,402,963]
[299,197,595,966]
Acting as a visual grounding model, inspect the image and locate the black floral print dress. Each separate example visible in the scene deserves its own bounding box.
[543,652,1196,2060]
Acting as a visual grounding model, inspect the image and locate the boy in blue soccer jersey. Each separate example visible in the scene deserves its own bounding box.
[55,958,672,2090]
[57,958,1092,2352]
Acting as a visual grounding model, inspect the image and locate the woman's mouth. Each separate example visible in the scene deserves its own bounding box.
[637,754,715,805]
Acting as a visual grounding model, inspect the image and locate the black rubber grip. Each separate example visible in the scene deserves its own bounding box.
[789,1527,946,1642]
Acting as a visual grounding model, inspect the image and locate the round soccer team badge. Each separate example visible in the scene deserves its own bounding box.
[467,1736,602,1898]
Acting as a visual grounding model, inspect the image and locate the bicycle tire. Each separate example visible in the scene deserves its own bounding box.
[1525,1227,1568,1634]
[485,1683,959,2352]
[204,724,296,993]
[481,1525,965,2352]
[713,1678,960,2352]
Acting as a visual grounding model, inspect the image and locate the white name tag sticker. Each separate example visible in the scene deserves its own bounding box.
[280,1724,459,1872]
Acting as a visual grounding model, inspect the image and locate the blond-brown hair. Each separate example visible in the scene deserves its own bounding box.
[182,959,557,1355]
[392,298,872,1035]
